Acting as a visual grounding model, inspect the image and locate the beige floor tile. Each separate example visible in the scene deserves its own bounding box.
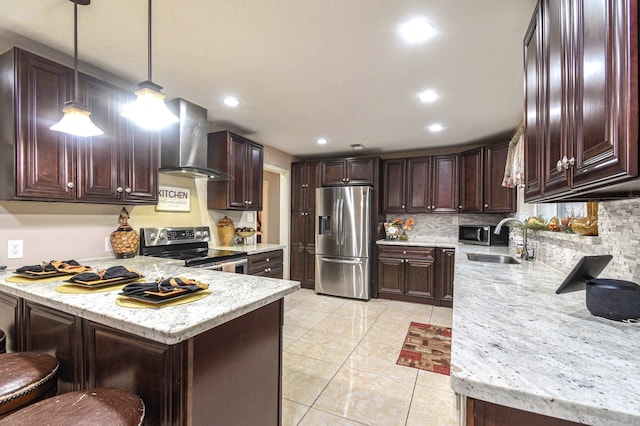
[283,324,311,349]
[282,398,310,426]
[298,408,367,425]
[363,320,413,347]
[314,311,376,339]
[295,294,348,313]
[430,306,453,328]
[378,301,433,324]
[284,307,330,329]
[345,339,418,383]
[416,370,453,392]
[286,328,361,364]
[333,299,387,320]
[282,352,341,406]
[406,384,458,426]
[314,366,414,426]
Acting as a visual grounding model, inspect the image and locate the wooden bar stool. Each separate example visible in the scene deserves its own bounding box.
[0,388,145,426]
[0,352,59,418]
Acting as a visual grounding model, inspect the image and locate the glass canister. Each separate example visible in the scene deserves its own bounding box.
[109,207,140,258]
[217,216,235,246]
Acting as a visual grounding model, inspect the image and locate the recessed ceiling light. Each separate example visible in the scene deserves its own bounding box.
[428,124,444,132]
[418,90,439,103]
[223,96,240,107]
[317,138,328,145]
[399,17,435,44]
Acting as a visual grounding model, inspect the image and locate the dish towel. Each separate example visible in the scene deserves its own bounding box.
[68,266,142,283]
[16,260,91,274]
[502,121,525,188]
[121,277,208,296]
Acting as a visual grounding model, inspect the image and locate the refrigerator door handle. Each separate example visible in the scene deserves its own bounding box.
[337,198,344,246]
[318,257,363,265]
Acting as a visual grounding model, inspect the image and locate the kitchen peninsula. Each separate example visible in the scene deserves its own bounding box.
[451,245,640,426]
[0,256,299,425]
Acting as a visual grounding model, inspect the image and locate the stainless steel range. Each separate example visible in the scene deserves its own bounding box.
[139,226,248,273]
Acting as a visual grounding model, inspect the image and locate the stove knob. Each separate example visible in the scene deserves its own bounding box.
[149,232,156,240]
[203,230,209,238]
[196,230,202,238]
[159,232,166,240]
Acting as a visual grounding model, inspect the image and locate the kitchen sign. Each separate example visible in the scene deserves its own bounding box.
[156,186,191,212]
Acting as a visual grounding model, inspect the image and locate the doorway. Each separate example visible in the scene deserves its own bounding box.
[261,164,290,279]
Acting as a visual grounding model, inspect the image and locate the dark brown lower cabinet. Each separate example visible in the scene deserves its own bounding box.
[248,249,284,279]
[377,245,454,306]
[0,293,283,426]
[467,398,584,426]
[290,245,315,289]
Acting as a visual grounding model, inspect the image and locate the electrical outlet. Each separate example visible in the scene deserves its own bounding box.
[8,240,23,259]
[105,237,112,252]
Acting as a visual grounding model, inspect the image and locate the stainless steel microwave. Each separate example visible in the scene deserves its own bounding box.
[458,225,509,246]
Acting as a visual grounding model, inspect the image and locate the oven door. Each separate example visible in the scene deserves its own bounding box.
[192,258,248,274]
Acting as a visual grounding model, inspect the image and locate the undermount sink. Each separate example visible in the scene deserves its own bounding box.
[466,253,520,264]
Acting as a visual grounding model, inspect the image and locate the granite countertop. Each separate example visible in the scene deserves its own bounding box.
[376,238,456,248]
[0,256,299,345]
[209,243,286,255]
[451,244,640,426]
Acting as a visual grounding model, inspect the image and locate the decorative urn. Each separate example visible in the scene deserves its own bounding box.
[109,207,140,258]
[217,216,235,246]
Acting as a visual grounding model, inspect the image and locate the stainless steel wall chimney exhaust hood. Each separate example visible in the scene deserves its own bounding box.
[159,98,234,180]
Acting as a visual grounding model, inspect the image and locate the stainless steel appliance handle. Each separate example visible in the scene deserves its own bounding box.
[319,257,363,265]
[189,258,248,270]
[337,198,344,246]
[477,228,482,241]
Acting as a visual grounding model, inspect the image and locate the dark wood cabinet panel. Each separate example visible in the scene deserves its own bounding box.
[23,301,83,394]
[207,131,264,211]
[524,0,638,201]
[524,5,544,200]
[484,142,517,213]
[290,211,315,289]
[0,292,20,353]
[378,245,453,305]
[13,49,76,201]
[459,148,484,213]
[291,161,321,212]
[321,157,377,186]
[382,155,457,214]
[248,249,284,279]
[467,398,583,426]
[0,48,158,204]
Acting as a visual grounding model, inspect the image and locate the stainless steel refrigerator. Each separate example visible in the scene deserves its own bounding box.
[315,186,373,300]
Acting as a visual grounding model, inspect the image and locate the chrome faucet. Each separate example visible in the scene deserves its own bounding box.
[495,217,532,260]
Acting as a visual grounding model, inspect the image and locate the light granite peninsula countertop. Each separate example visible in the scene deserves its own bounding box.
[0,256,299,345]
[209,243,286,255]
[450,244,640,426]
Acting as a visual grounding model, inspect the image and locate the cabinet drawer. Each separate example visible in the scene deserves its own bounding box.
[248,249,283,274]
[378,246,434,260]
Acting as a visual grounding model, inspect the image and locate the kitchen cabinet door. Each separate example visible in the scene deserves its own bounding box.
[13,49,76,201]
[121,116,159,203]
[431,155,458,213]
[23,300,83,394]
[382,158,406,213]
[459,148,484,212]
[291,161,321,212]
[524,5,544,201]
[404,258,436,301]
[437,248,455,308]
[377,256,405,296]
[484,142,516,213]
[321,157,377,186]
[570,0,637,188]
[0,292,20,353]
[208,131,264,211]
[406,157,431,212]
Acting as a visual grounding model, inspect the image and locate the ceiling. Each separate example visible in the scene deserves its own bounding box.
[0,0,537,158]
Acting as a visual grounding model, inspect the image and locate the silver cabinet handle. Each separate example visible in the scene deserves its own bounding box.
[459,205,463,209]
[484,203,489,208]
[556,159,563,172]
[67,182,75,189]
[401,204,405,209]
[125,187,132,194]
[563,156,575,169]
[346,178,350,182]
[116,187,124,193]
[266,258,270,262]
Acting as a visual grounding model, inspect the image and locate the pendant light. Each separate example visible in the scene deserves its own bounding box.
[50,0,104,137]
[121,0,179,130]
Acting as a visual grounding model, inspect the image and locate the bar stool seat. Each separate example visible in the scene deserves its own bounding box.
[0,352,59,417]
[0,388,145,426]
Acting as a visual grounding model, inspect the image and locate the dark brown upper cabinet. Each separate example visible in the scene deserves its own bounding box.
[207,131,264,211]
[459,143,516,213]
[291,161,321,212]
[321,157,377,186]
[524,0,638,202]
[383,155,458,214]
[0,48,158,204]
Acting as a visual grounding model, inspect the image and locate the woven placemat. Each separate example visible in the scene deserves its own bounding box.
[116,290,211,309]
[6,275,73,284]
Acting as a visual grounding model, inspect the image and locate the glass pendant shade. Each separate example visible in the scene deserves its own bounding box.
[50,101,104,137]
[121,80,179,130]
